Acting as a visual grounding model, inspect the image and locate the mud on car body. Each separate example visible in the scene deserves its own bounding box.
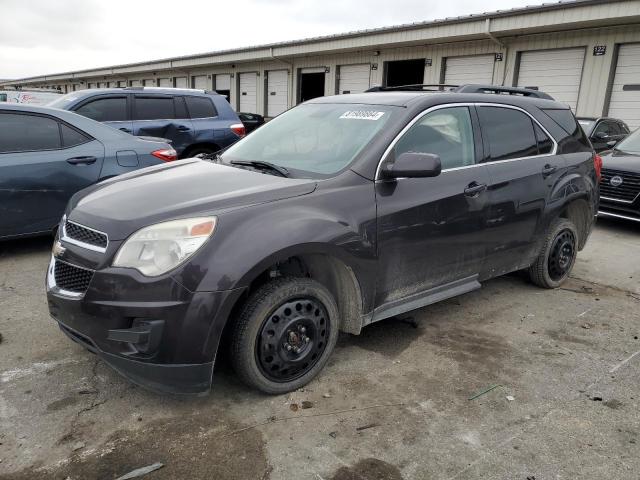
[46,85,599,394]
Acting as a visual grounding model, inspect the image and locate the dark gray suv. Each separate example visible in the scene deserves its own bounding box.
[49,87,246,157]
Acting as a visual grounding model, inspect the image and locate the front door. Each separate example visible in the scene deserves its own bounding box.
[375,106,491,314]
[0,111,104,237]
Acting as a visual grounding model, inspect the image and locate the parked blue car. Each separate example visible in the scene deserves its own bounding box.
[48,87,246,157]
[0,103,176,240]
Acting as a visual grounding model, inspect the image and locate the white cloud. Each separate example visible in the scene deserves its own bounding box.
[1,0,535,79]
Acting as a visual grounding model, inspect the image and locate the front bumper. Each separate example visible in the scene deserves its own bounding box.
[46,255,244,395]
[599,197,640,223]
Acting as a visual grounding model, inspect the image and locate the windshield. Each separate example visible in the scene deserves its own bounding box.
[222,103,396,177]
[577,119,595,133]
[47,92,82,108]
[615,128,640,153]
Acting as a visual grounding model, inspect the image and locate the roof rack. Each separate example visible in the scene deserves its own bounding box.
[453,84,554,100]
[365,84,459,92]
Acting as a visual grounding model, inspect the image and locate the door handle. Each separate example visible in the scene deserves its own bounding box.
[464,182,487,197]
[542,164,558,176]
[119,127,132,133]
[177,126,191,132]
[67,156,97,165]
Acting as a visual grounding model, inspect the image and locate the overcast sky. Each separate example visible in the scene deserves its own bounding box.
[1,0,538,79]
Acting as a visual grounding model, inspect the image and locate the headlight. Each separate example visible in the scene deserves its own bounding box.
[113,217,217,276]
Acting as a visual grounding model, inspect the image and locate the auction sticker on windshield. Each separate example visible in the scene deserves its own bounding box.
[340,111,385,121]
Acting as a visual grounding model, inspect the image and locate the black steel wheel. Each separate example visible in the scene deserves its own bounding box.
[231,277,339,394]
[529,218,579,289]
[547,229,576,281]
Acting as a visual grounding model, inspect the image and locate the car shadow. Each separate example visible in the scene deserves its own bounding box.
[0,235,53,258]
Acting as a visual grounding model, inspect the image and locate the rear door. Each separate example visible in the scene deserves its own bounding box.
[184,95,220,150]
[73,94,132,134]
[132,95,194,155]
[477,105,563,276]
[375,105,491,313]
[0,111,104,237]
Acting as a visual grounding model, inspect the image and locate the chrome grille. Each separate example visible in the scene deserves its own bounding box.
[600,169,640,203]
[53,260,94,294]
[64,220,108,250]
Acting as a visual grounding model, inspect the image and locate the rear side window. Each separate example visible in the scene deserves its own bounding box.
[185,96,217,119]
[543,109,580,135]
[534,124,553,154]
[478,107,538,161]
[0,113,61,152]
[61,124,91,147]
[75,97,127,122]
[134,96,175,120]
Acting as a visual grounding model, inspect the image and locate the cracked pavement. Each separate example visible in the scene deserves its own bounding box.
[0,218,639,479]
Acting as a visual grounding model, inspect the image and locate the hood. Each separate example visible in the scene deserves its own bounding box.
[68,159,317,240]
[600,149,640,174]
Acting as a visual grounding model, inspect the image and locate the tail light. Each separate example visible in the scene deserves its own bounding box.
[594,153,603,182]
[230,123,246,138]
[151,148,177,162]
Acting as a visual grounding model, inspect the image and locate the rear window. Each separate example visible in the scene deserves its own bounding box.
[186,96,217,119]
[134,96,175,120]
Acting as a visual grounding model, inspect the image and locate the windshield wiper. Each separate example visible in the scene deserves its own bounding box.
[230,160,290,177]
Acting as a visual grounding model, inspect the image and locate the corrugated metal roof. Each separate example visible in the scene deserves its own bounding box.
[0,0,624,83]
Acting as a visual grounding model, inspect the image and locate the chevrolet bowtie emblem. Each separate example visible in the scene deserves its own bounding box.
[52,240,66,258]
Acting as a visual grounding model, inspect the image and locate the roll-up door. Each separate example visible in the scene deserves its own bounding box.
[517,48,585,111]
[338,64,371,94]
[158,78,171,87]
[267,70,288,117]
[608,43,640,130]
[192,75,208,90]
[444,55,495,85]
[239,72,258,113]
[174,77,188,88]
[129,80,142,87]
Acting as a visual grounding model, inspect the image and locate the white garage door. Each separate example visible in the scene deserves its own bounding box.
[445,55,495,85]
[129,80,142,87]
[192,75,208,90]
[517,48,585,111]
[158,78,171,87]
[174,77,188,88]
[608,43,640,130]
[338,64,371,94]
[216,74,231,91]
[143,79,155,86]
[267,70,288,117]
[239,72,258,113]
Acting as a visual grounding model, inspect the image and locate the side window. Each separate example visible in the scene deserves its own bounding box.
[134,96,175,120]
[478,107,538,161]
[75,97,128,122]
[394,107,476,170]
[593,121,612,137]
[61,124,91,148]
[185,96,218,119]
[174,97,188,119]
[534,124,553,155]
[0,113,61,153]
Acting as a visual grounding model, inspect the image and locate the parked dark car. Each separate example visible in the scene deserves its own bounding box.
[0,103,175,240]
[48,87,246,158]
[47,85,598,395]
[599,127,640,222]
[577,116,630,152]
[238,112,265,133]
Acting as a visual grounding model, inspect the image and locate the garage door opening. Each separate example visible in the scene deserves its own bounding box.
[215,74,232,106]
[299,71,325,102]
[384,59,425,87]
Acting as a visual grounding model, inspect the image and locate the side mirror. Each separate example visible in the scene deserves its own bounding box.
[594,131,609,141]
[606,140,618,148]
[381,152,442,179]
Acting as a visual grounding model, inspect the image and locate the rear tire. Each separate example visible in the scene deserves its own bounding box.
[528,218,579,289]
[230,277,339,394]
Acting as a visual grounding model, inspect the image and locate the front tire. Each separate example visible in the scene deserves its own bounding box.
[528,218,579,289]
[230,277,339,394]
